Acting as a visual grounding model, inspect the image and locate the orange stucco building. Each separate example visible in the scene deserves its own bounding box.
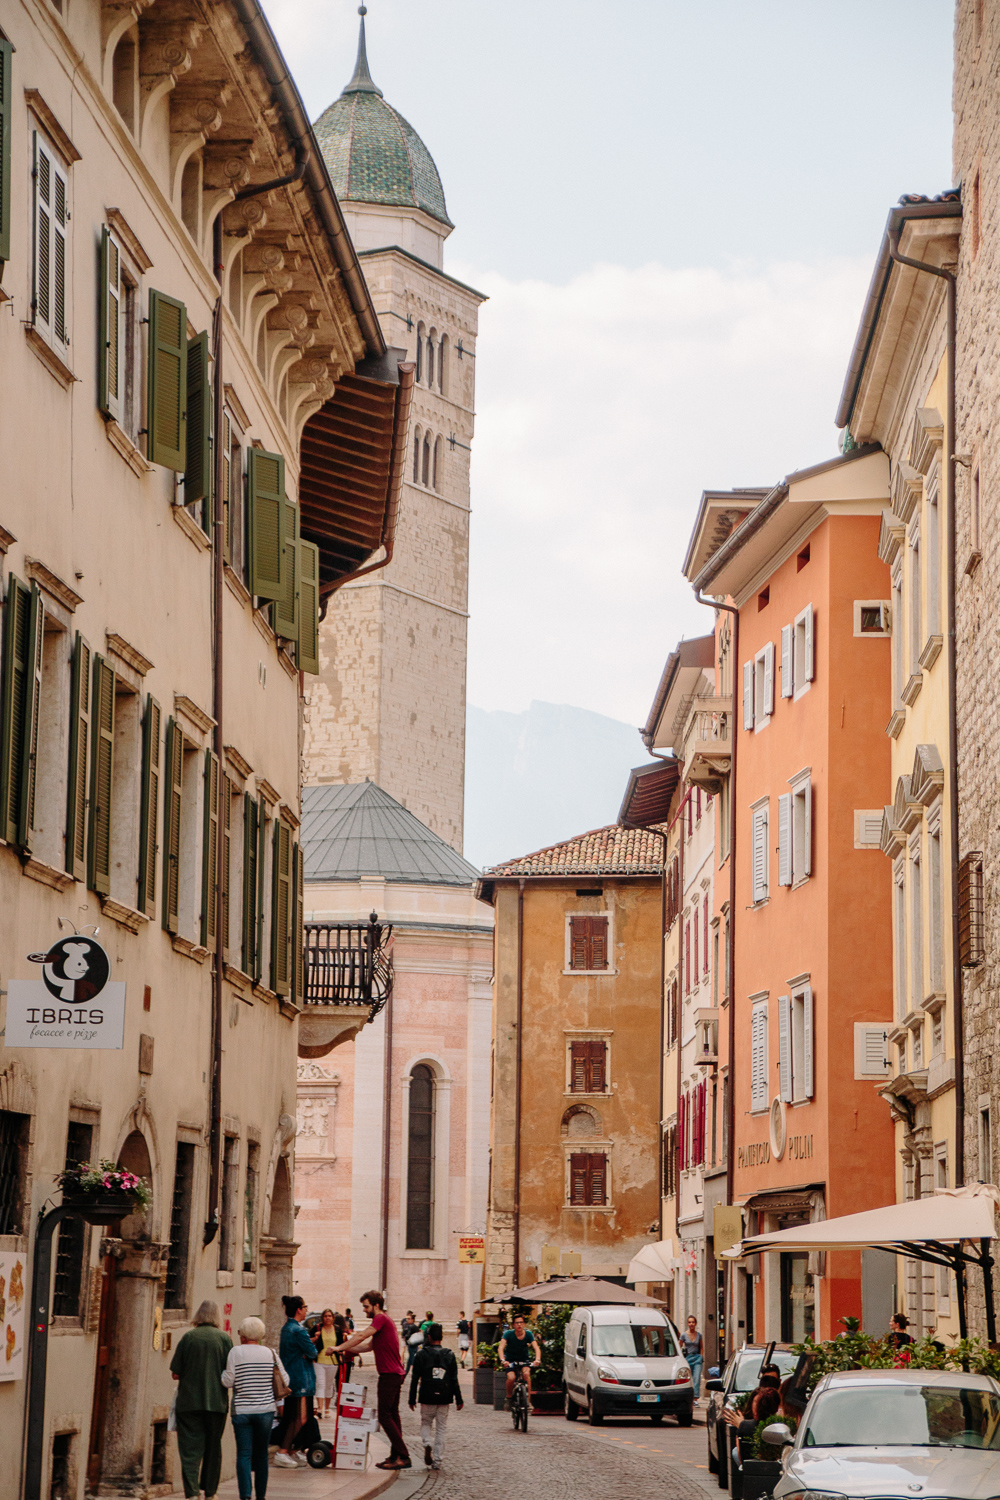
[686,447,897,1343]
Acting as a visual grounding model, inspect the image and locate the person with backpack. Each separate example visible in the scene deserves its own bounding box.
[408,1322,463,1470]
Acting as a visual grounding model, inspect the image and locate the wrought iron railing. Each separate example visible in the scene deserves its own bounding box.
[303,913,393,1021]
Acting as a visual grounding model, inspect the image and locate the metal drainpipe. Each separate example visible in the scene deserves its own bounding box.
[514,880,525,1285]
[885,230,963,1186]
[694,591,739,1355]
[203,153,311,1245]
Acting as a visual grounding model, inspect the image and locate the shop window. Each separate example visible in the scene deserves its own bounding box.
[0,1110,29,1235]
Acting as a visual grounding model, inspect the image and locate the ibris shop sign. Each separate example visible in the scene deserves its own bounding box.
[5,936,126,1049]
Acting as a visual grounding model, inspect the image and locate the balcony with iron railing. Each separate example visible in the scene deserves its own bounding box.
[298,912,393,1058]
[679,696,732,791]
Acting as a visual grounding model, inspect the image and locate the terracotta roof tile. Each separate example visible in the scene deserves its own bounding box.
[483,823,665,879]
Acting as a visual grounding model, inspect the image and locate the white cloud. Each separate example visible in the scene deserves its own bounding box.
[458,255,873,725]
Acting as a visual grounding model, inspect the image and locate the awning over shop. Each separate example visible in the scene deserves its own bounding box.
[299,350,414,599]
[482,1275,667,1307]
[618,759,680,829]
[625,1240,676,1285]
[724,1185,999,1343]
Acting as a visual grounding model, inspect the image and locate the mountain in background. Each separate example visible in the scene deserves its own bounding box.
[464,701,646,872]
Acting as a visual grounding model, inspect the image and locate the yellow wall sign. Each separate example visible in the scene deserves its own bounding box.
[459,1236,485,1264]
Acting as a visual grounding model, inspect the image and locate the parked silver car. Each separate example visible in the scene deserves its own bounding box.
[563,1304,693,1425]
[767,1368,1000,1500]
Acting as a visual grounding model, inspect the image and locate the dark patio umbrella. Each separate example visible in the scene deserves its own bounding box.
[481,1275,667,1307]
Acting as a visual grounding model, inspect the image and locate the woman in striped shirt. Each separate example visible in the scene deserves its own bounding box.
[221,1317,290,1500]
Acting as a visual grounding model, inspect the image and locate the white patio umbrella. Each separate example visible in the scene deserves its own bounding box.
[625,1239,675,1285]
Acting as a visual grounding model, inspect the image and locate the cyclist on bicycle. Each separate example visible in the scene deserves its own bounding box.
[501,1313,541,1403]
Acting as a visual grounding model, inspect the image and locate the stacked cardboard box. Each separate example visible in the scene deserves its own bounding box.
[336,1382,378,1470]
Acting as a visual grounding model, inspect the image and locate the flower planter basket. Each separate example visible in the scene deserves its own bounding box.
[530,1390,565,1413]
[474,1367,495,1405]
[740,1458,783,1500]
[60,1192,141,1225]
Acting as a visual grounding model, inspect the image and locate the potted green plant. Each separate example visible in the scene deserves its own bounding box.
[531,1304,574,1412]
[740,1413,798,1500]
[55,1160,151,1224]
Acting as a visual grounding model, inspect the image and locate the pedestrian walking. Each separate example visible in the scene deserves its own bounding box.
[274,1295,317,1468]
[682,1315,704,1398]
[221,1317,289,1500]
[311,1309,340,1417]
[403,1310,423,1375]
[408,1321,463,1470]
[334,1290,411,1470]
[457,1311,471,1369]
[169,1300,233,1500]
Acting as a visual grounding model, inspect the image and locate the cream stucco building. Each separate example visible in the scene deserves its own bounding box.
[0,2,408,1495]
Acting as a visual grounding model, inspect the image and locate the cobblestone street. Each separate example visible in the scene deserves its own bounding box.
[393,1398,718,1500]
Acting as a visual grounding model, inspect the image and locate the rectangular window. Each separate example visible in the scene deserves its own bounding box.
[569,1152,607,1207]
[791,772,812,882]
[0,1110,29,1235]
[793,605,815,695]
[891,567,904,707]
[754,642,774,725]
[780,622,793,698]
[218,1135,239,1273]
[926,468,940,635]
[958,851,984,966]
[32,132,70,357]
[980,1105,993,1184]
[750,1001,768,1112]
[570,1039,607,1094]
[894,863,907,1018]
[718,775,731,861]
[742,659,754,730]
[712,927,719,1003]
[685,921,691,992]
[910,846,923,1010]
[703,896,709,976]
[751,801,769,903]
[909,527,922,675]
[972,464,982,556]
[928,820,944,991]
[109,679,141,908]
[693,909,699,982]
[662,1125,676,1198]
[790,984,814,1101]
[165,1142,195,1309]
[53,1120,93,1318]
[568,914,608,971]
[243,1140,260,1273]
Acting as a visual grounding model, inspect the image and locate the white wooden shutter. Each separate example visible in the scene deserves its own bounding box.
[33,134,68,354]
[751,1004,768,1111]
[802,985,814,1098]
[743,660,754,730]
[803,777,812,876]
[101,229,123,422]
[781,624,793,698]
[778,792,792,886]
[763,641,775,716]
[752,804,768,902]
[778,994,792,1102]
[854,1022,890,1079]
[804,606,815,681]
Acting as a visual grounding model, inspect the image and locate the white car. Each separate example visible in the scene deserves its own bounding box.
[768,1368,1000,1500]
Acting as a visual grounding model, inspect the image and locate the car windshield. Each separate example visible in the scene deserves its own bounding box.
[732,1350,799,1392]
[804,1385,1000,1449]
[591,1324,677,1358]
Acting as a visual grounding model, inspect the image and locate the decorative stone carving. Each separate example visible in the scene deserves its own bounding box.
[138,21,202,140]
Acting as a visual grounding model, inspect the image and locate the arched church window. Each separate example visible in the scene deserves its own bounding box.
[415,322,425,384]
[433,435,442,492]
[406,1064,434,1249]
[413,426,422,483]
[438,334,449,396]
[427,328,437,389]
[422,432,431,488]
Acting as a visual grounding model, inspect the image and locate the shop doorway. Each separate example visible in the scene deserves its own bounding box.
[780,1253,815,1343]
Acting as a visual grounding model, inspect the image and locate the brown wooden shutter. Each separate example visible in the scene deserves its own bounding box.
[65,632,91,880]
[588,1040,606,1093]
[162,717,182,932]
[570,1041,588,1092]
[570,1153,588,1206]
[87,654,115,895]
[137,695,161,919]
[569,916,589,970]
[589,916,608,969]
[200,748,219,947]
[589,1154,607,1205]
[241,792,258,976]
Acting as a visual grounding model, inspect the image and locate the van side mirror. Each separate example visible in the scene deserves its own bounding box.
[760,1423,793,1448]
[705,1378,725,1392]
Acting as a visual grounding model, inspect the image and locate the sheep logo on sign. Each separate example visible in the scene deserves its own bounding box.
[27,936,111,1003]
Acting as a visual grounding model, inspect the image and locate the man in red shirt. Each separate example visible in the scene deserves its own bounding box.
[334,1290,411,1470]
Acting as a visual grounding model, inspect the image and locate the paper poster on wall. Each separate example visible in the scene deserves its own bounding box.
[0,1250,27,1381]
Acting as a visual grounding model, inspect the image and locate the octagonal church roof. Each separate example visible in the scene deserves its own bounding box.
[301,781,478,886]
[313,8,452,229]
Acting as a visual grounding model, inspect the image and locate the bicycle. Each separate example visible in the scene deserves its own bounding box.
[508,1363,530,1433]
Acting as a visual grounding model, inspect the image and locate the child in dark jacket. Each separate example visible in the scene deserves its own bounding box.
[408,1323,463,1469]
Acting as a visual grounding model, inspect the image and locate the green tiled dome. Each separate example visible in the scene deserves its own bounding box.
[314,14,452,229]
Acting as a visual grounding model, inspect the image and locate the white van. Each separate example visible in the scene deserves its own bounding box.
[563,1305,693,1425]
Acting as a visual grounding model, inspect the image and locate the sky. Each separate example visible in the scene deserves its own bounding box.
[268,0,955,727]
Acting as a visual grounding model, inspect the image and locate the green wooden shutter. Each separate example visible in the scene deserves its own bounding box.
[222,410,232,563]
[220,774,232,959]
[87,655,115,895]
[0,576,30,846]
[241,792,258,977]
[17,584,44,851]
[248,448,285,601]
[162,717,183,932]
[296,541,320,675]
[184,330,212,505]
[200,748,219,947]
[255,797,266,983]
[0,42,12,265]
[293,842,304,1006]
[271,817,291,997]
[137,695,161,919]
[147,289,187,471]
[273,500,299,640]
[65,632,91,881]
[99,228,122,421]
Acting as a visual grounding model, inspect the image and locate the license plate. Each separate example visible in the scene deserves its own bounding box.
[638,1394,660,1403]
